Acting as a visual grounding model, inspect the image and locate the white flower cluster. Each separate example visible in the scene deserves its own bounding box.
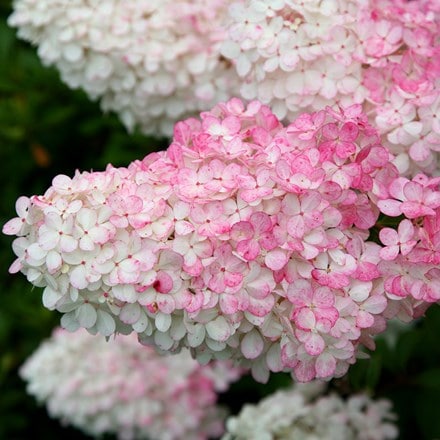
[20,328,243,440]
[223,382,398,440]
[8,0,240,136]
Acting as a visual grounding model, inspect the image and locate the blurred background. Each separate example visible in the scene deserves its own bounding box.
[0,1,440,438]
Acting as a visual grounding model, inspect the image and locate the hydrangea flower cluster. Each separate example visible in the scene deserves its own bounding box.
[20,327,242,440]
[221,0,440,175]
[8,0,239,136]
[222,382,398,440]
[4,99,439,383]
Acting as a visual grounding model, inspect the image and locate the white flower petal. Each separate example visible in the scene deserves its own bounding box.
[76,303,97,328]
[95,310,116,336]
[42,286,62,309]
[155,312,172,333]
[120,303,141,325]
[241,329,264,359]
[206,316,231,342]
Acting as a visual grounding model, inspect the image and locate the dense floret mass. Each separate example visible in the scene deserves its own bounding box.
[8,0,239,136]
[222,382,398,440]
[4,99,439,382]
[20,328,242,440]
[221,0,440,175]
[9,0,440,171]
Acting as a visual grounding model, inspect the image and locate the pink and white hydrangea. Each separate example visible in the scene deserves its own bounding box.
[222,382,398,440]
[4,99,439,383]
[20,328,242,440]
[221,0,440,175]
[8,0,240,136]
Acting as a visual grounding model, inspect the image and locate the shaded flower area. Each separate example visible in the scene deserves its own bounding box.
[20,327,242,440]
[8,0,239,136]
[223,381,398,440]
[4,98,440,384]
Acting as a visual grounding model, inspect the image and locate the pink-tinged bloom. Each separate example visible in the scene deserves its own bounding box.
[137,249,186,315]
[379,219,417,260]
[204,244,247,294]
[421,268,440,302]
[242,264,276,318]
[231,211,276,260]
[311,252,357,289]
[221,0,440,175]
[363,20,403,58]
[202,115,242,140]
[172,233,213,274]
[21,329,243,440]
[378,177,440,218]
[2,196,31,236]
[295,321,326,356]
[401,182,440,218]
[190,201,231,237]
[346,237,381,282]
[107,193,148,229]
[357,300,385,329]
[176,167,216,202]
[106,237,156,287]
[38,212,77,253]
[409,209,440,264]
[4,98,440,384]
[282,193,325,239]
[74,207,115,251]
[288,280,339,330]
[320,122,359,161]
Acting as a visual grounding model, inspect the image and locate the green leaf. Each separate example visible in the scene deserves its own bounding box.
[416,368,440,391]
[414,390,440,439]
[0,21,14,65]
[395,328,421,370]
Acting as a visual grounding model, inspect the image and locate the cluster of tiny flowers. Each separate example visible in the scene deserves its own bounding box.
[221,0,440,175]
[20,327,242,440]
[4,99,439,383]
[8,0,239,136]
[222,382,398,440]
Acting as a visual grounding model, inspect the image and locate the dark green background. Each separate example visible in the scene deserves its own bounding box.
[0,1,439,438]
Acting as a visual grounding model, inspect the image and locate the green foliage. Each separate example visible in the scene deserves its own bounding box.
[0,1,439,439]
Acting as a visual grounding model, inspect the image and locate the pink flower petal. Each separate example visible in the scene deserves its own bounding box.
[304,332,325,356]
[265,249,288,271]
[377,199,402,216]
[315,352,336,378]
[379,228,398,246]
[2,217,25,235]
[294,308,316,331]
[380,245,399,261]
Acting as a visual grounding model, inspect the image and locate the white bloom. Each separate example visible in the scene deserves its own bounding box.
[21,328,243,440]
[8,0,240,136]
[222,382,398,440]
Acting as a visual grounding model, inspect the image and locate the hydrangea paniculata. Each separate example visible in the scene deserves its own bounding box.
[222,382,398,440]
[20,328,242,440]
[8,0,239,136]
[4,99,438,383]
[221,0,440,175]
